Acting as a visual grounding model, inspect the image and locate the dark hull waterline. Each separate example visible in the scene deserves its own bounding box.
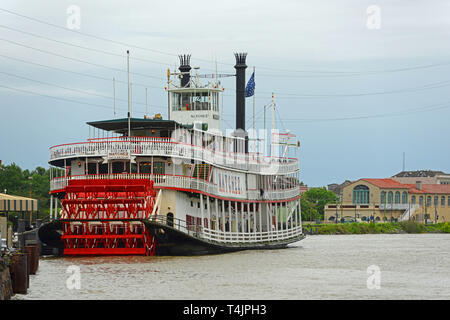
[38,220,306,256]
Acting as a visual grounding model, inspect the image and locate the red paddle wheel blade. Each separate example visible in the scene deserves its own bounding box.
[60,179,156,256]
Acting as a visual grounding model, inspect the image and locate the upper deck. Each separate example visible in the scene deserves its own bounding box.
[49,134,299,175]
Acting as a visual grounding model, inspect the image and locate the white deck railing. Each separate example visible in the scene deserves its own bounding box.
[49,137,298,175]
[379,204,410,210]
[201,226,303,244]
[50,173,301,201]
[149,215,303,244]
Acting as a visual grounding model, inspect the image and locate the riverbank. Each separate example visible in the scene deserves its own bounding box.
[303,221,450,235]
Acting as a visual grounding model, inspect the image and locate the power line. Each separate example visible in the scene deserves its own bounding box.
[0,83,137,114]
[253,101,450,123]
[253,62,450,78]
[0,24,173,67]
[0,71,166,110]
[249,79,450,99]
[0,54,159,89]
[0,7,225,68]
[2,7,449,76]
[0,37,165,81]
[0,8,178,58]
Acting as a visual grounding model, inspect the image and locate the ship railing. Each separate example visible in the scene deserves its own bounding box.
[201,225,303,244]
[148,215,197,237]
[50,173,301,201]
[49,138,298,174]
[148,215,303,244]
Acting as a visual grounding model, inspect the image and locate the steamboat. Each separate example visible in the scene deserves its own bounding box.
[39,53,305,256]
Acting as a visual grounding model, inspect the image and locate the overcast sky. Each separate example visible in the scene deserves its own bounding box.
[1,0,450,186]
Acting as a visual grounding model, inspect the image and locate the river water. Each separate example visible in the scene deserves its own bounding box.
[13,233,450,300]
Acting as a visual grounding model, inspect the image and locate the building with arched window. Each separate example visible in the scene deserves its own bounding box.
[324,178,450,223]
[353,185,370,204]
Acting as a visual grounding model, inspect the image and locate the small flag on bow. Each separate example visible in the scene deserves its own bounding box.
[245,72,255,97]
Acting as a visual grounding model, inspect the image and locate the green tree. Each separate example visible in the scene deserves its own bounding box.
[0,162,51,217]
[301,187,338,221]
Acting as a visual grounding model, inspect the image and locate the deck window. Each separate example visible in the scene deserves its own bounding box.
[139,162,151,174]
[153,162,165,175]
[171,91,217,111]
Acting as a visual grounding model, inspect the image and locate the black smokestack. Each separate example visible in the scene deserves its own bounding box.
[178,54,191,88]
[234,53,247,131]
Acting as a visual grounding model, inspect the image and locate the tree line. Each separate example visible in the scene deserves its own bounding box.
[0,162,339,222]
[0,162,51,217]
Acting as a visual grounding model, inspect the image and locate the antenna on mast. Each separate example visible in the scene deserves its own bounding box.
[145,88,148,118]
[113,77,116,118]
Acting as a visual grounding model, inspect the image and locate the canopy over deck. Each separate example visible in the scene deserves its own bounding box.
[87,118,184,135]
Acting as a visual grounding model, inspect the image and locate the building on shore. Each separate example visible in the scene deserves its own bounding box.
[0,193,39,248]
[324,178,450,223]
[327,180,352,201]
[392,170,450,185]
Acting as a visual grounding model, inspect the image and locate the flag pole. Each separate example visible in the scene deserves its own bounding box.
[252,66,255,133]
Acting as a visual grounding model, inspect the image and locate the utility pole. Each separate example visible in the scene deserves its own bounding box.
[402,152,405,171]
[335,200,339,224]
[435,201,438,224]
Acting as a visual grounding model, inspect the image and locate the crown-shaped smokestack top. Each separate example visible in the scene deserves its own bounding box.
[178,54,191,88]
[234,53,247,67]
[179,54,191,68]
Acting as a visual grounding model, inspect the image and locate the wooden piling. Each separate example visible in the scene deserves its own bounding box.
[10,253,27,294]
[25,244,39,275]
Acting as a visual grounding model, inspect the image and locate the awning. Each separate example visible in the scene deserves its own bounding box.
[0,193,39,212]
[87,118,184,134]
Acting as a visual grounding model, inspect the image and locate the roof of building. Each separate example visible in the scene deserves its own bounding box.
[0,193,35,201]
[392,170,447,178]
[361,178,409,189]
[357,179,450,194]
[410,184,450,194]
[0,193,38,212]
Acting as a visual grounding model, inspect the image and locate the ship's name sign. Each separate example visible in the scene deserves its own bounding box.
[102,150,136,163]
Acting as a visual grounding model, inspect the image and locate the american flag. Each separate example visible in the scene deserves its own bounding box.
[245,72,255,97]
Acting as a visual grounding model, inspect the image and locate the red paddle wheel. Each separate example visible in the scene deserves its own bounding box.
[60,179,157,256]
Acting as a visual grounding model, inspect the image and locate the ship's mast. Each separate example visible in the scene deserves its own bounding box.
[127,50,131,138]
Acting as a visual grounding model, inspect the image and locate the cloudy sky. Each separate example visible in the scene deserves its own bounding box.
[1,0,450,186]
